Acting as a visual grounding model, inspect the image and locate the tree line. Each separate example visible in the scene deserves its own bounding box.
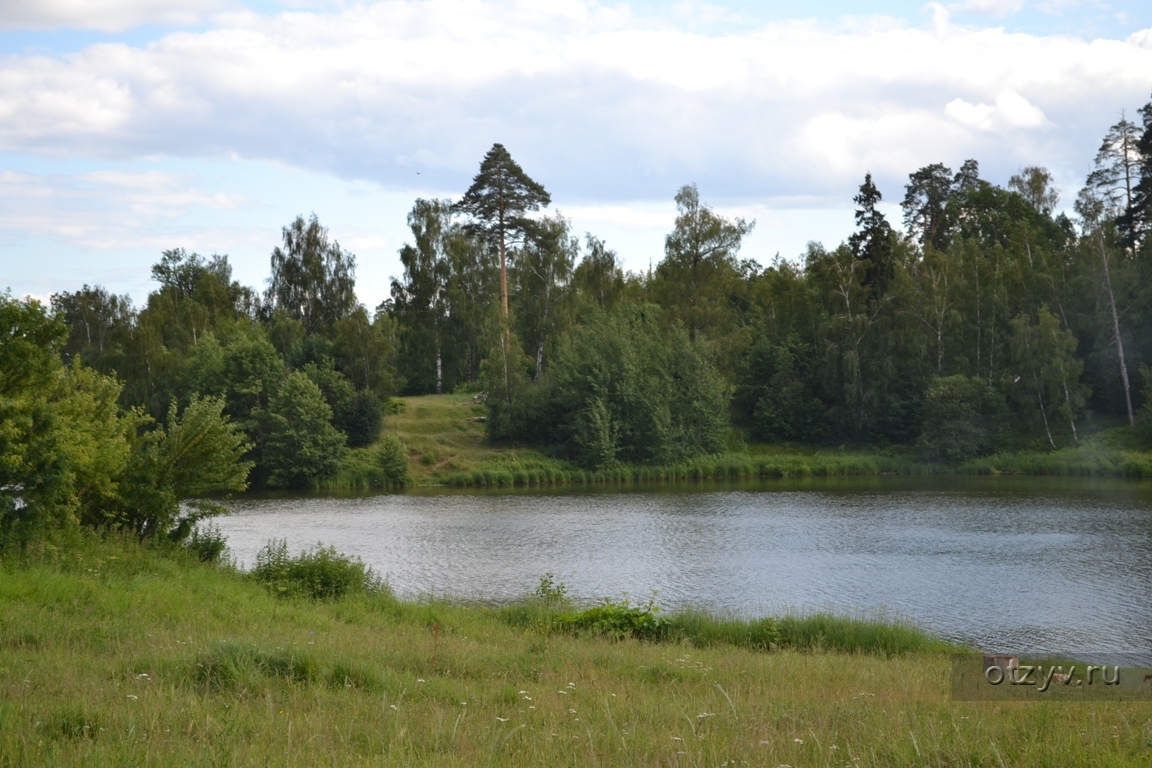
[4,96,1152,543]
[395,107,1152,467]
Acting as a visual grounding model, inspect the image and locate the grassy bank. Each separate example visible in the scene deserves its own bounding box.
[342,393,1152,488]
[3,534,1150,766]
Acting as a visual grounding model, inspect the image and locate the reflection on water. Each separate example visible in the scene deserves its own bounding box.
[216,477,1152,655]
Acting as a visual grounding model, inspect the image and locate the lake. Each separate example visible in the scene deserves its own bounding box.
[215,476,1152,657]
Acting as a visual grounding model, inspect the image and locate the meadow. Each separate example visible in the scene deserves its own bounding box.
[322,393,1152,490]
[2,533,1150,766]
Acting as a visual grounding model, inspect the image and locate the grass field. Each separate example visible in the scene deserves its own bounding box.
[2,534,1151,766]
[370,394,1152,488]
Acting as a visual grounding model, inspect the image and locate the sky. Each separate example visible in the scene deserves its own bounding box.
[1,0,1151,310]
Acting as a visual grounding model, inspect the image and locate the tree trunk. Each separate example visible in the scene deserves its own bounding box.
[1035,378,1056,450]
[534,273,552,382]
[1062,379,1079,445]
[499,193,509,320]
[974,249,981,378]
[1098,231,1135,426]
[1024,327,1056,449]
[936,324,943,373]
[435,333,442,396]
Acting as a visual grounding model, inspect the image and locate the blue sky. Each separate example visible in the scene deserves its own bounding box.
[2,0,1151,309]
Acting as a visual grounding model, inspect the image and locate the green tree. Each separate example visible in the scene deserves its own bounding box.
[335,390,383,448]
[266,214,358,335]
[1008,306,1088,448]
[1086,113,1143,221]
[906,244,965,374]
[147,249,255,349]
[452,143,551,320]
[1008,166,1060,216]
[262,372,347,489]
[739,336,826,443]
[49,284,134,374]
[114,396,252,540]
[530,305,729,468]
[1114,95,1152,249]
[391,199,453,394]
[918,375,1008,462]
[902,162,954,250]
[848,173,897,299]
[480,312,534,442]
[572,234,625,314]
[1,294,252,542]
[512,212,577,380]
[653,183,754,343]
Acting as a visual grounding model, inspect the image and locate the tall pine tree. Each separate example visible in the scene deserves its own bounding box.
[452,144,551,320]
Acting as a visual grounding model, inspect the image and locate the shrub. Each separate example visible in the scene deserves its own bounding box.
[499,305,729,469]
[533,572,568,605]
[262,372,347,489]
[374,434,412,486]
[919,375,1008,462]
[335,390,383,448]
[185,523,228,563]
[251,539,385,600]
[558,596,667,641]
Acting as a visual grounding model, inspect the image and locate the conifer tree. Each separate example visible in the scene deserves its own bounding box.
[452,144,550,320]
[849,173,896,298]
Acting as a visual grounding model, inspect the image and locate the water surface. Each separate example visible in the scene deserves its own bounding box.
[216,477,1152,656]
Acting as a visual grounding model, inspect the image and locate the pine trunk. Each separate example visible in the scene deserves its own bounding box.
[1098,232,1134,426]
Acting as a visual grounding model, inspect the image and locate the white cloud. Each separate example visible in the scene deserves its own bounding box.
[0,0,232,31]
[0,169,247,249]
[1129,27,1152,48]
[0,1,1149,209]
[945,90,1048,131]
[947,0,1025,17]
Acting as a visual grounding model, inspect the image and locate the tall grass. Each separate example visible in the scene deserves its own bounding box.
[439,452,934,488]
[1,534,1149,766]
[499,599,951,657]
[962,447,1152,477]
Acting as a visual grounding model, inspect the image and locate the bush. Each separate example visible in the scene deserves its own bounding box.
[185,523,228,563]
[919,375,1009,462]
[558,596,667,641]
[336,390,383,448]
[262,372,347,489]
[374,434,412,486]
[516,305,730,469]
[739,335,827,443]
[251,539,385,600]
[533,572,569,605]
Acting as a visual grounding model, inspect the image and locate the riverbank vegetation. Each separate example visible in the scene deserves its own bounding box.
[3,533,1150,766]
[376,392,1152,487]
[6,95,1152,510]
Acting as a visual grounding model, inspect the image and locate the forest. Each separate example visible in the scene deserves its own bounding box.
[4,94,1152,542]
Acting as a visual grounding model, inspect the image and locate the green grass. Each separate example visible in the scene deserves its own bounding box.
[371,394,1152,488]
[2,533,1151,765]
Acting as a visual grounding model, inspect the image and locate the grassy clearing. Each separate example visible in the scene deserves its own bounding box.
[2,535,1151,766]
[374,394,1152,488]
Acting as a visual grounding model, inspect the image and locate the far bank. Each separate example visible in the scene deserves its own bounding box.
[321,393,1152,490]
